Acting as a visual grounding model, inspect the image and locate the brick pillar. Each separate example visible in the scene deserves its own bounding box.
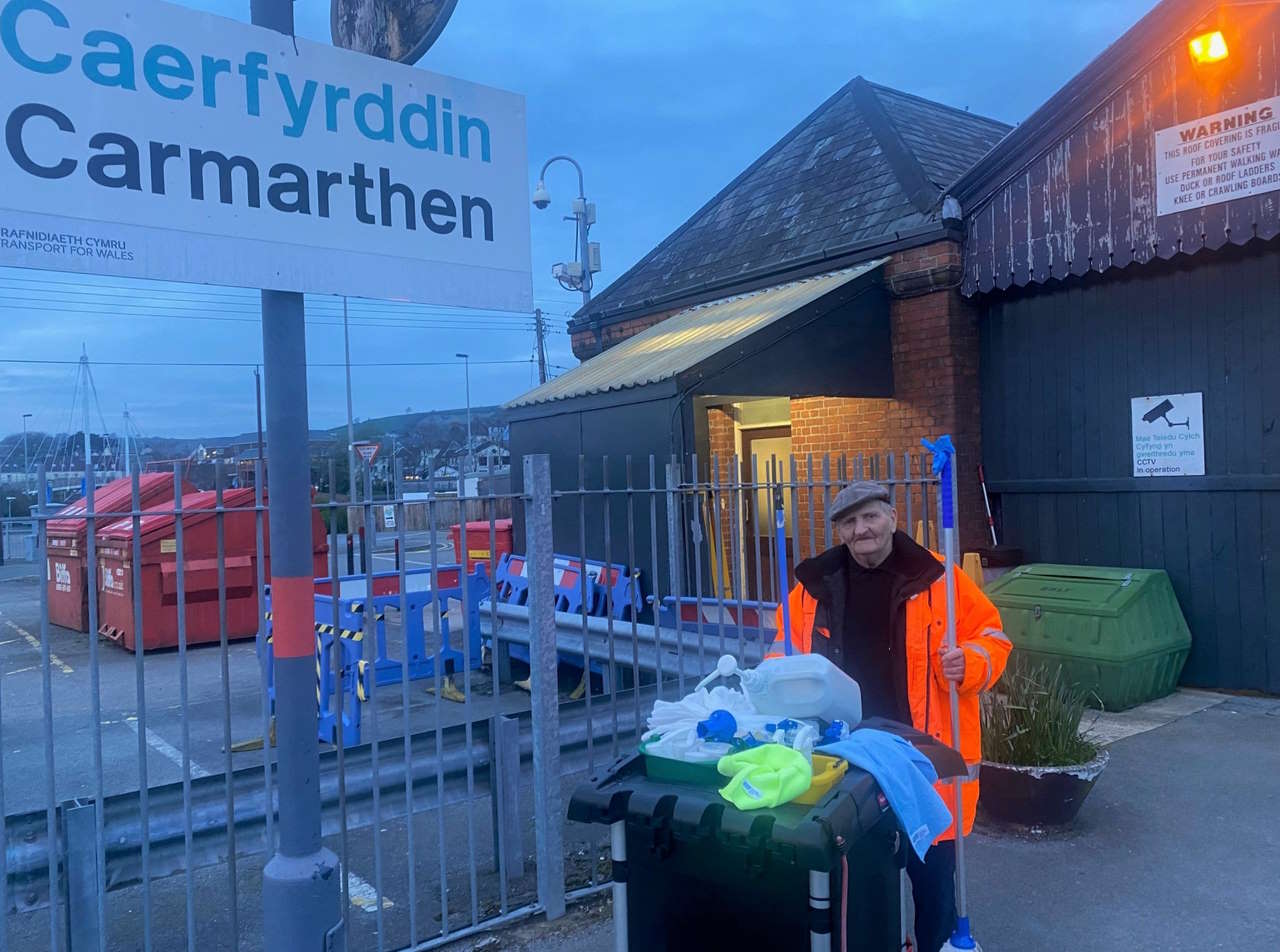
[705,406,738,595]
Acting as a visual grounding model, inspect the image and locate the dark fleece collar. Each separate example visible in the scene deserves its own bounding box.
[794,530,943,604]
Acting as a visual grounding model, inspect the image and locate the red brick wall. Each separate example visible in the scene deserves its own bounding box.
[705,406,738,592]
[790,241,985,551]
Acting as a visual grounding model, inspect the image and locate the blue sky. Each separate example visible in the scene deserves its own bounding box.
[0,0,1154,439]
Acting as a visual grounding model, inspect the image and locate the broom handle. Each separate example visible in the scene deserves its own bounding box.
[941,454,970,921]
[774,485,793,655]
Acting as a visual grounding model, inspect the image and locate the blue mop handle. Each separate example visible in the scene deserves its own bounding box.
[773,486,793,655]
[924,436,977,949]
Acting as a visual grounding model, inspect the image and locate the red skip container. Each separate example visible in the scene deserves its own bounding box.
[94,489,329,651]
[46,473,190,632]
[449,519,513,575]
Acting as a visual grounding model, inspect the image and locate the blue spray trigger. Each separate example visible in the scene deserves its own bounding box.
[696,709,738,744]
[821,720,849,744]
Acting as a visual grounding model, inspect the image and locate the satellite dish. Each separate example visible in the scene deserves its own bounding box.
[331,0,460,64]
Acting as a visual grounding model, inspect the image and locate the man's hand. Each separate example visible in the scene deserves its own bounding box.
[939,646,966,683]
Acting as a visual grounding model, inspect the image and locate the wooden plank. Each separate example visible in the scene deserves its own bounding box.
[1138,491,1164,570]
[1066,127,1091,276]
[1108,91,1134,272]
[1116,492,1143,568]
[993,180,1014,290]
[1123,270,1147,478]
[1159,493,1191,621]
[1009,170,1031,286]
[1130,71,1157,263]
[1068,285,1087,478]
[1104,272,1135,474]
[1085,108,1111,271]
[1202,258,1229,474]
[1209,492,1243,689]
[1224,255,1248,476]
[1082,282,1103,479]
[1047,141,1071,280]
[1093,493,1122,568]
[1233,492,1266,691]
[1013,300,1038,480]
[1036,493,1058,561]
[1150,51,1187,261]
[1261,492,1280,694]
[1182,492,1219,686]
[1261,251,1280,476]
[1029,160,1051,282]
[1237,255,1265,475]
[1056,493,1080,564]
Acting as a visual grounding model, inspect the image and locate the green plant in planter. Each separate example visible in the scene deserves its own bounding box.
[982,658,1100,768]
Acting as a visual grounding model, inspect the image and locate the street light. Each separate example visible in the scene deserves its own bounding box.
[21,413,31,496]
[532,155,600,308]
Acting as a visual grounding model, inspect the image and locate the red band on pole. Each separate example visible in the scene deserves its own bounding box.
[270,575,315,659]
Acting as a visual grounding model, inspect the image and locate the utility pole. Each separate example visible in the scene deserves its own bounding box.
[21,413,31,497]
[534,308,549,384]
[122,406,130,477]
[344,296,357,504]
[254,367,264,488]
[252,1,342,949]
[80,349,92,490]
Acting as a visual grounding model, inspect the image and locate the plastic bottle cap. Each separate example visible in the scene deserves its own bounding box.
[695,654,744,692]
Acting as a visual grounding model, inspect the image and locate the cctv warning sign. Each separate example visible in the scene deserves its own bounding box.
[1132,393,1205,477]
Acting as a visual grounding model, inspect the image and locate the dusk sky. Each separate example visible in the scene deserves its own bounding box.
[0,0,1154,441]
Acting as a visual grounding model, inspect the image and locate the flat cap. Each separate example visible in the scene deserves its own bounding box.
[829,480,891,522]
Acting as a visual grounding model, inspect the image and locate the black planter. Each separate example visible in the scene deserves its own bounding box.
[977,750,1110,827]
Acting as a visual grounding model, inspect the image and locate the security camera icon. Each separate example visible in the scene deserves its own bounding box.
[1142,399,1189,428]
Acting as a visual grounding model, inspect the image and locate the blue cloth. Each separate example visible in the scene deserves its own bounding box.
[818,729,953,861]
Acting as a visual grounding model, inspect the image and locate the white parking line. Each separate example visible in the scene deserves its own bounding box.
[2,620,73,673]
[345,870,394,912]
[124,718,211,778]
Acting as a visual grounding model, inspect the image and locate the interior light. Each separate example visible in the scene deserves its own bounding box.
[1189,30,1229,64]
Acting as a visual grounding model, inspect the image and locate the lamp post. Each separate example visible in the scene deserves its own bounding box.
[532,155,599,309]
[21,413,31,496]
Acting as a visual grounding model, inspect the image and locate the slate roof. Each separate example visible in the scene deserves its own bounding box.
[575,77,1011,328]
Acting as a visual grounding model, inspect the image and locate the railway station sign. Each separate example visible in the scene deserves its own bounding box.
[0,0,532,309]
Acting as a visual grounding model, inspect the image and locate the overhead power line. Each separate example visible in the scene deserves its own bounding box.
[0,357,533,369]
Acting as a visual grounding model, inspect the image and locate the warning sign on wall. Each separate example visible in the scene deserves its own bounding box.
[1131,393,1205,477]
[1155,95,1280,216]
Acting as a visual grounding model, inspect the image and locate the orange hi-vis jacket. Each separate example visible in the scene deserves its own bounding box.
[770,532,1011,840]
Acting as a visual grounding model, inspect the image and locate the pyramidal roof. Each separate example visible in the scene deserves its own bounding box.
[576,77,1011,326]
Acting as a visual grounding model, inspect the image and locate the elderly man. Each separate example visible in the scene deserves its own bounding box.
[772,481,1010,952]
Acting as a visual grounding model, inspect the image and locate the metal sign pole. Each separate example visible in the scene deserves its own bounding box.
[252,3,342,949]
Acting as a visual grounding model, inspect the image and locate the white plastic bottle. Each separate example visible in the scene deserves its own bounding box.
[697,654,863,726]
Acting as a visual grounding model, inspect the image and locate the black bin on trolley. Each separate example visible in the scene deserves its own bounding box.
[570,747,917,951]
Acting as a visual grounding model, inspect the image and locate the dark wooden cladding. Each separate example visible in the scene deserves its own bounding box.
[961,3,1280,295]
[979,242,1280,692]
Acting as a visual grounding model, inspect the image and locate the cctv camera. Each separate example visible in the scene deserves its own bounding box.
[532,181,551,210]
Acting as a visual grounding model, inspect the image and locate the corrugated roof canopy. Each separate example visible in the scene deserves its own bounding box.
[507,259,886,409]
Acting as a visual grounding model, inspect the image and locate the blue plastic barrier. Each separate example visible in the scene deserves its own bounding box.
[262,564,489,748]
